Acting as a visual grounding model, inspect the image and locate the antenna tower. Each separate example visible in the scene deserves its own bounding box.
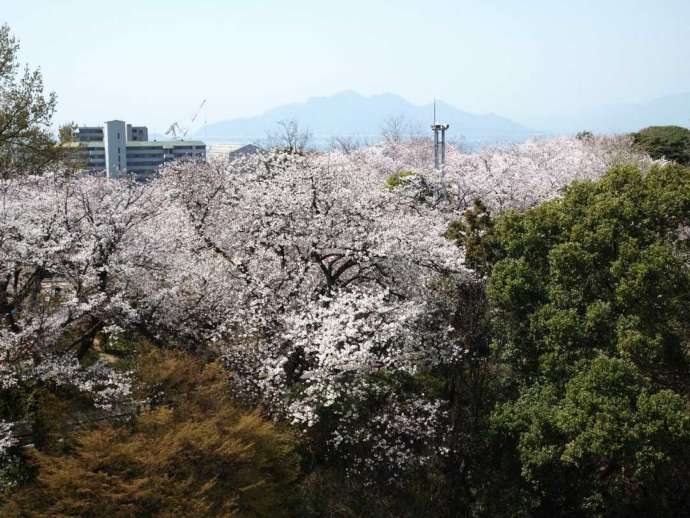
[431,98,449,171]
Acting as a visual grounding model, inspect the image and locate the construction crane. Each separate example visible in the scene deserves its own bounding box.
[190,99,206,124]
[165,121,187,139]
[165,99,207,139]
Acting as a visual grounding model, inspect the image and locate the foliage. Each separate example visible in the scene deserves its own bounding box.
[57,121,77,144]
[0,125,676,515]
[492,357,690,516]
[3,349,300,517]
[385,169,414,189]
[444,199,494,274]
[1,22,683,513]
[466,163,690,516]
[0,24,60,178]
[295,466,450,518]
[480,163,690,380]
[633,125,690,165]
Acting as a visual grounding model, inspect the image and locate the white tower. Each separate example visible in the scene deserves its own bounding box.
[431,100,449,170]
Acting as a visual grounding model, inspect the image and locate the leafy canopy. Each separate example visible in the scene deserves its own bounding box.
[0,24,60,178]
[633,125,690,165]
[464,163,690,516]
[476,163,690,381]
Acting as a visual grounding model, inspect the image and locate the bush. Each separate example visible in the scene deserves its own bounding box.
[3,349,300,517]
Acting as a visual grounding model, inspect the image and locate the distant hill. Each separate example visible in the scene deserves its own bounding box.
[195,91,535,146]
[529,91,690,134]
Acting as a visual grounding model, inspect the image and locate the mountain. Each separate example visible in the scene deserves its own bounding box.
[528,91,690,134]
[195,91,535,145]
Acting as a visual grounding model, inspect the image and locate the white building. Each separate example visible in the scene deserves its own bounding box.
[69,120,205,180]
[206,143,261,162]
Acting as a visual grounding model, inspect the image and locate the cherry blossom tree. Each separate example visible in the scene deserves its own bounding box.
[0,134,661,483]
[349,134,659,212]
[142,151,469,477]
[0,172,152,431]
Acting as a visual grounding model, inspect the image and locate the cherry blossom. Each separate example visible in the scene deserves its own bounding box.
[0,136,659,480]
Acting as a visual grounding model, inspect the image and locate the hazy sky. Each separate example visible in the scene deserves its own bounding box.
[3,0,690,132]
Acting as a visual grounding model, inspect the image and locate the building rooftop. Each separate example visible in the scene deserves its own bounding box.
[63,140,205,148]
[126,140,206,147]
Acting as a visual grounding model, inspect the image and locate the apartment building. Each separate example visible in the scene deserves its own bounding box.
[69,120,205,180]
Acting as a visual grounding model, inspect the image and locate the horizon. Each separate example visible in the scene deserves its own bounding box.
[4,0,690,134]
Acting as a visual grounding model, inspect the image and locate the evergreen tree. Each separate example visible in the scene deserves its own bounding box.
[466,163,690,516]
[633,126,690,165]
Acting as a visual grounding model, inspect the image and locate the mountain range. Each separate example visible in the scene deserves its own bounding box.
[195,91,535,146]
[192,90,690,145]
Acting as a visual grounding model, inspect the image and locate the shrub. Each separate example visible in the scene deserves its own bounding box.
[3,349,300,517]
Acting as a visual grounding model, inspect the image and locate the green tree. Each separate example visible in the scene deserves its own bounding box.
[3,349,301,517]
[57,121,77,143]
[492,357,690,517]
[632,125,690,165]
[482,164,690,381]
[463,163,690,516]
[576,130,594,142]
[0,24,59,178]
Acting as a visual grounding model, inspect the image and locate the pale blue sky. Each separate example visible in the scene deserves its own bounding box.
[3,0,690,132]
